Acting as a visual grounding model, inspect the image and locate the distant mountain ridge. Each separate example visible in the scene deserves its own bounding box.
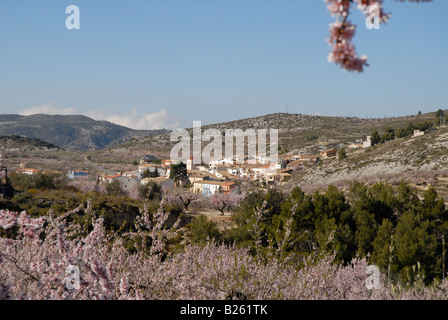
[0,114,167,151]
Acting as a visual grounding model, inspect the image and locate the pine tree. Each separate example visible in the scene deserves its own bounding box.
[370,130,381,146]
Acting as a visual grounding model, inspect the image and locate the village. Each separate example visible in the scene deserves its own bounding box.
[9,129,429,198]
[11,151,316,196]
[9,146,350,197]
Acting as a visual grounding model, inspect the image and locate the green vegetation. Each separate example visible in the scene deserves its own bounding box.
[371,130,381,146]
[138,180,162,201]
[338,147,347,160]
[106,180,126,197]
[188,214,222,245]
[142,167,160,178]
[396,121,434,138]
[217,182,448,284]
[169,162,187,183]
[1,172,153,234]
[0,135,60,150]
[2,149,448,287]
[8,171,64,191]
[370,121,434,145]
[2,111,448,289]
[380,127,395,143]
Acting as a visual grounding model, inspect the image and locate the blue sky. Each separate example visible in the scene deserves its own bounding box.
[0,0,447,129]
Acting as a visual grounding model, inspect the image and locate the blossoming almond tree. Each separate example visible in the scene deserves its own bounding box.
[167,189,202,212]
[210,193,242,215]
[2,195,448,300]
[325,0,431,72]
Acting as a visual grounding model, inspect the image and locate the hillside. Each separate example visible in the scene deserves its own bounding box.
[107,110,442,157]
[0,114,167,151]
[0,135,60,151]
[296,126,448,187]
[3,110,445,185]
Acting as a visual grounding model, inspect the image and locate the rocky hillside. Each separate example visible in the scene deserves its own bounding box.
[298,126,448,186]
[0,114,167,151]
[0,135,60,151]
[111,111,442,157]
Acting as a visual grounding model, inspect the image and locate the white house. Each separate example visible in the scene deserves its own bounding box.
[122,170,142,181]
[414,130,425,137]
[209,158,233,167]
[227,167,240,176]
[67,170,89,180]
[271,157,285,170]
[363,136,372,148]
[16,163,39,176]
[193,180,226,196]
[16,168,39,176]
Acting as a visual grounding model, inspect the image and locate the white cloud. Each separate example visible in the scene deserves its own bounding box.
[19,104,77,116]
[134,109,181,130]
[19,104,180,130]
[87,108,181,130]
[337,110,350,117]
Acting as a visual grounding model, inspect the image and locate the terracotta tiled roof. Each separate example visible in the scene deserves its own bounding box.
[17,168,39,173]
[105,174,121,179]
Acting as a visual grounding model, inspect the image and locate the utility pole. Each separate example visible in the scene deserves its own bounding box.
[443,235,446,281]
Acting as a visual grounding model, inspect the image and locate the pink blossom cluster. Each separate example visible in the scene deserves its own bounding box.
[167,189,202,211]
[210,192,242,215]
[324,0,391,72]
[1,198,448,300]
